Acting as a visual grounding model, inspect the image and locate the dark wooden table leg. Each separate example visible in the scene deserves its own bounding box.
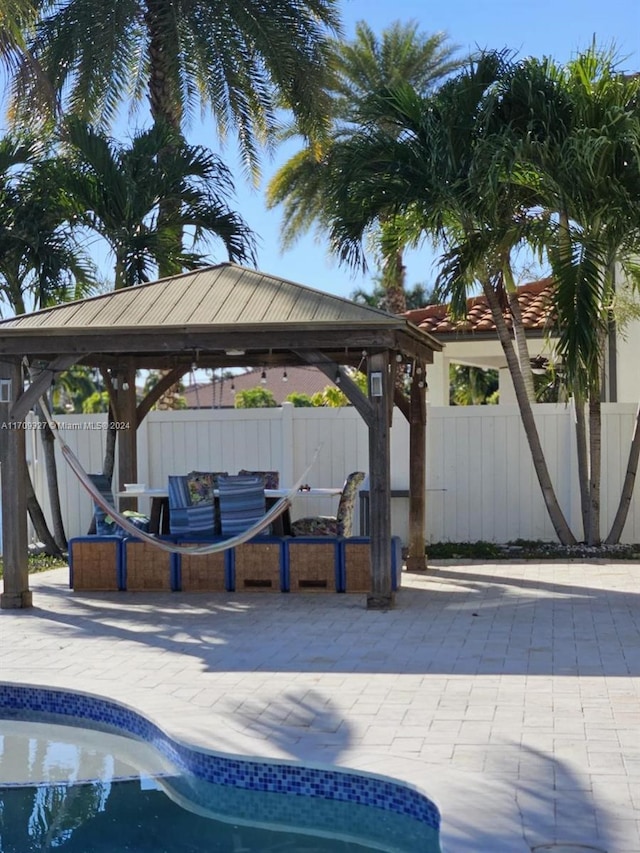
[150,497,171,535]
[266,497,291,536]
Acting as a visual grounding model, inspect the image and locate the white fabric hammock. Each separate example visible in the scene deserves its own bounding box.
[38,394,319,556]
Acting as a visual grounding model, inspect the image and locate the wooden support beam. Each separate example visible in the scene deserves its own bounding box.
[115,361,138,509]
[11,356,79,422]
[136,365,189,424]
[296,350,375,428]
[0,328,400,356]
[366,351,394,609]
[0,359,32,609]
[406,365,427,572]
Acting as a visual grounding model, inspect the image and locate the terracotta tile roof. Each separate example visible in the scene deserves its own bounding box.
[404,278,555,335]
[183,365,335,409]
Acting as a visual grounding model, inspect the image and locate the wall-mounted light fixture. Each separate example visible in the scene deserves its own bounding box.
[370,371,384,397]
[0,378,12,403]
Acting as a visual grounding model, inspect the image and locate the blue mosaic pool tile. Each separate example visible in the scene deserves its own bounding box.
[0,683,440,832]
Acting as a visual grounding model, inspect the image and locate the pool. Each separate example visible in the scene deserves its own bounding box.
[0,684,441,852]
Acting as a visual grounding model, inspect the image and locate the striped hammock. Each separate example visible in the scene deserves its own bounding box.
[38,396,319,557]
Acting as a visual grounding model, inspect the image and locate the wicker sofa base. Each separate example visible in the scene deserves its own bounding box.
[68,536,402,595]
[123,539,173,591]
[341,537,402,593]
[69,538,121,591]
[232,541,284,592]
[287,540,339,592]
[179,545,228,592]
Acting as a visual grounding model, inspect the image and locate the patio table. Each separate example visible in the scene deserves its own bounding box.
[117,486,342,536]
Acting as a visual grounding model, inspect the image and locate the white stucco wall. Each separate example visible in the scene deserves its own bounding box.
[426,338,552,405]
[613,317,640,403]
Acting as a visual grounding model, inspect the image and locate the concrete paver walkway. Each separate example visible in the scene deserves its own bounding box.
[1,560,639,852]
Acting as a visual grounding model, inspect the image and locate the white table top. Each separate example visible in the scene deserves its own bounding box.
[117,486,342,499]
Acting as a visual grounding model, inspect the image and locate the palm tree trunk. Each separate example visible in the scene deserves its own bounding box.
[504,263,536,403]
[100,370,118,481]
[145,0,183,280]
[145,6,185,401]
[606,401,640,543]
[483,281,576,544]
[574,394,590,539]
[36,402,67,551]
[381,247,408,315]
[103,409,117,482]
[586,393,601,545]
[25,467,63,557]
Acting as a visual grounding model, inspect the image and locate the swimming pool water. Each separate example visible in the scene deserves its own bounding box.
[1,778,425,852]
[0,717,441,852]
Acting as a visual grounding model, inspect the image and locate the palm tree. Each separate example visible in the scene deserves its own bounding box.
[351,277,438,312]
[483,48,640,543]
[11,0,340,289]
[0,0,49,94]
[62,119,256,288]
[317,53,578,544]
[60,119,257,484]
[0,157,95,314]
[0,135,96,553]
[319,46,640,546]
[51,365,101,413]
[12,0,341,174]
[267,20,462,315]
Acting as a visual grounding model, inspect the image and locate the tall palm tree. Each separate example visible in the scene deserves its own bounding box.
[0,136,96,553]
[62,119,256,288]
[12,0,341,174]
[11,0,340,288]
[267,20,462,315]
[483,48,640,543]
[0,157,95,314]
[351,278,438,312]
[320,46,640,546]
[317,54,578,544]
[61,119,257,483]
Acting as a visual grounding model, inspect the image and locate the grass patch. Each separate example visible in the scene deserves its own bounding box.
[427,541,502,559]
[0,552,68,579]
[427,540,640,560]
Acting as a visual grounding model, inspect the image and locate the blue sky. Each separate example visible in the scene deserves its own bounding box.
[223,0,640,298]
[3,0,638,302]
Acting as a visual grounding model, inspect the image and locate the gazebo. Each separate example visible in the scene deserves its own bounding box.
[0,264,441,610]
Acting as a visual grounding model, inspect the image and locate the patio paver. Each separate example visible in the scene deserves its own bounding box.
[1,560,639,852]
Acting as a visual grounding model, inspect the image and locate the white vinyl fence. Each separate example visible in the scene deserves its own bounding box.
[25,402,640,546]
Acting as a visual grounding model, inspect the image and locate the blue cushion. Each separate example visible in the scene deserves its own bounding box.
[218,475,267,536]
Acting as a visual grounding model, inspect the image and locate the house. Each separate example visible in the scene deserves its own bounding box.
[405,278,640,405]
[183,365,336,408]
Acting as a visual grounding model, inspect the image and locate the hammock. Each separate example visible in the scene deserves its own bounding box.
[37,394,319,557]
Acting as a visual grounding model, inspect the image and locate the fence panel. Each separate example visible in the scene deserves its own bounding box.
[25,402,640,547]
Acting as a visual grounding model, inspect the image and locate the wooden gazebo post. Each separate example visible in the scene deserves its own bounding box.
[0,358,31,609]
[115,361,139,510]
[406,363,427,572]
[367,351,393,609]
